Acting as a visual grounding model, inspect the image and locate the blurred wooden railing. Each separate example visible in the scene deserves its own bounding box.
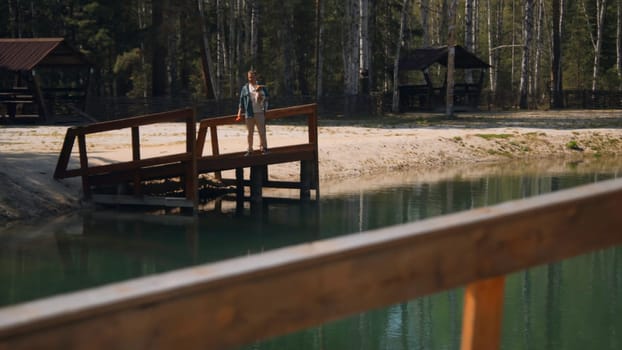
[1,177,621,349]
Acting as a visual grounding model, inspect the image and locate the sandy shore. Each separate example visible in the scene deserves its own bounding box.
[2,109,622,223]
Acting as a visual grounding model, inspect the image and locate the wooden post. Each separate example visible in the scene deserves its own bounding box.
[210,125,222,180]
[131,126,142,196]
[54,128,76,179]
[300,160,311,200]
[460,276,506,350]
[185,111,198,213]
[77,134,91,199]
[29,70,49,122]
[235,167,244,208]
[308,105,320,200]
[250,165,263,203]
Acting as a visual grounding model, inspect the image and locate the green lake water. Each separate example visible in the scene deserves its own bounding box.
[1,159,621,349]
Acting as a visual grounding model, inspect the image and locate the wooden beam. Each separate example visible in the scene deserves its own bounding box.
[53,128,76,179]
[460,276,505,350]
[77,134,90,199]
[1,178,622,349]
[71,108,194,135]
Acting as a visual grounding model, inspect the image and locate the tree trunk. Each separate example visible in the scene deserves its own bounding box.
[465,0,475,83]
[617,0,622,88]
[446,0,458,117]
[551,0,564,108]
[359,0,371,94]
[391,0,409,113]
[216,0,227,98]
[315,0,324,99]
[250,0,260,63]
[344,0,360,96]
[533,0,544,104]
[151,0,168,97]
[197,0,217,99]
[229,0,237,97]
[519,0,534,109]
[487,0,504,98]
[421,0,430,46]
[282,5,295,95]
[591,0,607,93]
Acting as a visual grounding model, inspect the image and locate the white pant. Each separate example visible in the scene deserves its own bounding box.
[245,112,267,151]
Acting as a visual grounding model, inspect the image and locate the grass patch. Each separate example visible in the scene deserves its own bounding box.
[566,140,583,151]
[476,133,513,140]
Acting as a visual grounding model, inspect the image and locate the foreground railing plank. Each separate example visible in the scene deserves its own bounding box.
[1,178,622,349]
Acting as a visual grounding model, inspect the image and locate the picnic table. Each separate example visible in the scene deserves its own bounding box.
[0,89,34,119]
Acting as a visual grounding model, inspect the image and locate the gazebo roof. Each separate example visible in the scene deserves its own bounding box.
[399,45,490,71]
[0,38,91,71]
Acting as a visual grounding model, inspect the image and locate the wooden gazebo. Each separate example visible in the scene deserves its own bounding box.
[397,45,490,111]
[0,38,92,123]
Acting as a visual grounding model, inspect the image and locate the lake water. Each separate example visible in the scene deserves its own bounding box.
[1,158,621,349]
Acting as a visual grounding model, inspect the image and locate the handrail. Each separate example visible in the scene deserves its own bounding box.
[53,108,197,204]
[197,103,318,157]
[1,177,621,349]
[196,103,318,188]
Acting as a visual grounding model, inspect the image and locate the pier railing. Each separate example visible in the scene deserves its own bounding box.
[1,177,621,349]
[196,103,319,201]
[53,104,319,209]
[53,107,198,208]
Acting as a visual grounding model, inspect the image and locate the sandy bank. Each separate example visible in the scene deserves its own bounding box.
[1,109,622,223]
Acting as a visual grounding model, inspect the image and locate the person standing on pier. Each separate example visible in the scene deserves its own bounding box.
[236,69,269,155]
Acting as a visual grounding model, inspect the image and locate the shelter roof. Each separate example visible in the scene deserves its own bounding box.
[399,45,490,71]
[0,37,91,71]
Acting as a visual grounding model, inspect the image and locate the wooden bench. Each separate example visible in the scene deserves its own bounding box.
[0,92,34,118]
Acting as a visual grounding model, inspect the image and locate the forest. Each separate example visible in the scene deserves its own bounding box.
[1,0,621,111]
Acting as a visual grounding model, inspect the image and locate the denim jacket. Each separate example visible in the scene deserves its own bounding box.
[239,83,269,118]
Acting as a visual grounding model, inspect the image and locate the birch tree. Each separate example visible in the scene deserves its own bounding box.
[487,0,504,98]
[533,0,545,104]
[446,0,458,117]
[197,0,217,99]
[344,0,360,96]
[250,0,260,63]
[465,0,475,83]
[582,0,608,92]
[359,0,371,94]
[392,0,409,113]
[551,0,565,108]
[519,0,534,109]
[315,0,324,98]
[216,0,228,98]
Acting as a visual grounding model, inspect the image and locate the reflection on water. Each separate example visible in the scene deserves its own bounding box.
[1,159,621,349]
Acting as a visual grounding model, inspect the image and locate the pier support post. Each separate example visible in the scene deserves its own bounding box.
[250,166,264,203]
[235,168,244,209]
[300,160,311,200]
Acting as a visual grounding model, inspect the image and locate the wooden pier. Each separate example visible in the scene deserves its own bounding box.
[53,103,320,211]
